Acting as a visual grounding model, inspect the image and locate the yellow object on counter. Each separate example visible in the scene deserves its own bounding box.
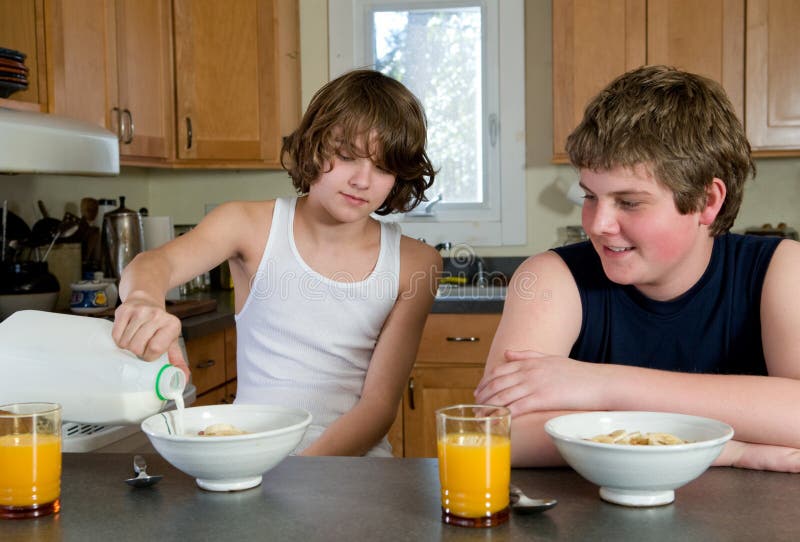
[440,276,467,285]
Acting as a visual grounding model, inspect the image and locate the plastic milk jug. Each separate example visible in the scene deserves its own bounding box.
[0,310,186,424]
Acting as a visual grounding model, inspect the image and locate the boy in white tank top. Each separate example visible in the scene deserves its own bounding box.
[111,70,441,456]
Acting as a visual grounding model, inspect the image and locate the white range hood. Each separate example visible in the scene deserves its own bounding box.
[0,107,119,176]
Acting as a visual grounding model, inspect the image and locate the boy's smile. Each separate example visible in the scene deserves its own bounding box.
[580,164,717,301]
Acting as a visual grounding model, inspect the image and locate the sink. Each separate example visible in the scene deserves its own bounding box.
[436,284,507,301]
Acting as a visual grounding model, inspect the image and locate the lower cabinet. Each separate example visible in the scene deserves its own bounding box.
[390,313,501,458]
[185,327,237,406]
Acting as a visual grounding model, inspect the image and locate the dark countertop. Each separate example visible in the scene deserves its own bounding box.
[177,289,236,340]
[3,454,797,541]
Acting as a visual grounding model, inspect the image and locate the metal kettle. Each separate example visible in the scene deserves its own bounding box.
[103,196,144,279]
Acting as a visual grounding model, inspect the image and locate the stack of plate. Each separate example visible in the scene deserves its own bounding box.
[0,47,29,99]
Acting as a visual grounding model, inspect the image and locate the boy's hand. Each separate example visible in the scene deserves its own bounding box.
[715,440,800,473]
[474,349,609,414]
[167,339,190,381]
[112,293,182,362]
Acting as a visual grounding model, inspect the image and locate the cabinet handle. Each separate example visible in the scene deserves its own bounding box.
[408,378,415,410]
[111,107,122,141]
[195,359,216,369]
[446,336,480,342]
[186,117,193,149]
[123,109,134,144]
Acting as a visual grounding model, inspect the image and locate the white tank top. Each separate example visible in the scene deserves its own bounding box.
[234,196,401,456]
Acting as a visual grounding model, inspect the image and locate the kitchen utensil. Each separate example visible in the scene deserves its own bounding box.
[41,220,80,262]
[125,455,163,488]
[2,200,6,262]
[30,200,62,247]
[0,209,31,262]
[103,196,144,279]
[80,198,99,225]
[509,484,558,514]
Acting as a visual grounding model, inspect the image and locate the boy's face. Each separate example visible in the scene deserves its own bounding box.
[309,132,396,222]
[579,164,715,301]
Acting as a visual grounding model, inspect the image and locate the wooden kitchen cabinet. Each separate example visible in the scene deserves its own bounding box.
[0,0,47,108]
[185,326,238,406]
[32,0,299,168]
[552,0,744,162]
[45,0,174,164]
[172,0,301,166]
[745,0,800,154]
[391,313,501,458]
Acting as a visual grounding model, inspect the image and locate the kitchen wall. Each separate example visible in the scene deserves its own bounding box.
[2,0,799,256]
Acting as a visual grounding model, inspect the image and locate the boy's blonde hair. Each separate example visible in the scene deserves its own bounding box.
[566,65,754,235]
[281,69,436,215]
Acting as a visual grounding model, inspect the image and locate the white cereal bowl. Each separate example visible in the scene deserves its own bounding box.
[141,404,312,492]
[544,411,734,507]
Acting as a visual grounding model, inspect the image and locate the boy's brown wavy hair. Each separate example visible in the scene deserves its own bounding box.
[566,65,754,236]
[281,69,436,215]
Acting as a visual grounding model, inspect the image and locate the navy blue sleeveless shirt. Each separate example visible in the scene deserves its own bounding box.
[551,234,781,375]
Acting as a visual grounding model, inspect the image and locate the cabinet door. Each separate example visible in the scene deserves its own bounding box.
[173,0,300,164]
[647,0,744,122]
[402,366,486,458]
[45,0,116,128]
[416,313,501,364]
[0,0,47,107]
[224,326,237,380]
[746,0,800,153]
[185,330,227,395]
[552,0,646,162]
[114,0,174,161]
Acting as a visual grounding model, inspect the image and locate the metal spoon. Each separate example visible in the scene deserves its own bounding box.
[41,221,80,262]
[509,484,558,514]
[124,455,163,488]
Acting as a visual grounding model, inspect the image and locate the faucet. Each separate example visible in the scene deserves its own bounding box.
[423,193,443,214]
[434,242,453,253]
[475,259,489,288]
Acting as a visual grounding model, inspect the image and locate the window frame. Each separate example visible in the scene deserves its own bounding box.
[328,0,526,246]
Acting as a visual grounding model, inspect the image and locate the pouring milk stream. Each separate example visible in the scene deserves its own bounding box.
[0,310,187,428]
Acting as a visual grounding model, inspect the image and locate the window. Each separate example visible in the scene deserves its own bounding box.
[329,0,525,246]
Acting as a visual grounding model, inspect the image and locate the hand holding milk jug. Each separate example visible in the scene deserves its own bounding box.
[0,310,186,424]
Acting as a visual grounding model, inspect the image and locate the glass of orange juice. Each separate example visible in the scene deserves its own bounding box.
[436,404,511,527]
[0,403,62,519]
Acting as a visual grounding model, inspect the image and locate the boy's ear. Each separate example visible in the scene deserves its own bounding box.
[699,178,726,226]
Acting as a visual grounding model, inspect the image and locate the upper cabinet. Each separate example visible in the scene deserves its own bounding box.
[552,0,800,162]
[5,0,300,169]
[0,0,47,110]
[173,0,300,166]
[552,0,645,164]
[745,0,800,154]
[46,0,174,164]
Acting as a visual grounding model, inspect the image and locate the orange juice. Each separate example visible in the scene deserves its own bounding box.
[437,432,510,518]
[0,433,62,507]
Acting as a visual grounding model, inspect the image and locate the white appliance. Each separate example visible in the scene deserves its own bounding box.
[0,108,119,175]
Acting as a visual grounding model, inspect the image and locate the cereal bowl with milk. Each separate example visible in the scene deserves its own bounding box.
[141,403,312,491]
[545,411,734,507]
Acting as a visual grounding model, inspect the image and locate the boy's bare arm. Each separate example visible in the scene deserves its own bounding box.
[476,247,800,471]
[113,201,266,361]
[474,252,582,465]
[300,239,441,456]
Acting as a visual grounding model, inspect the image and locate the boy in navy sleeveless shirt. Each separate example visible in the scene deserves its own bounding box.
[476,66,800,472]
